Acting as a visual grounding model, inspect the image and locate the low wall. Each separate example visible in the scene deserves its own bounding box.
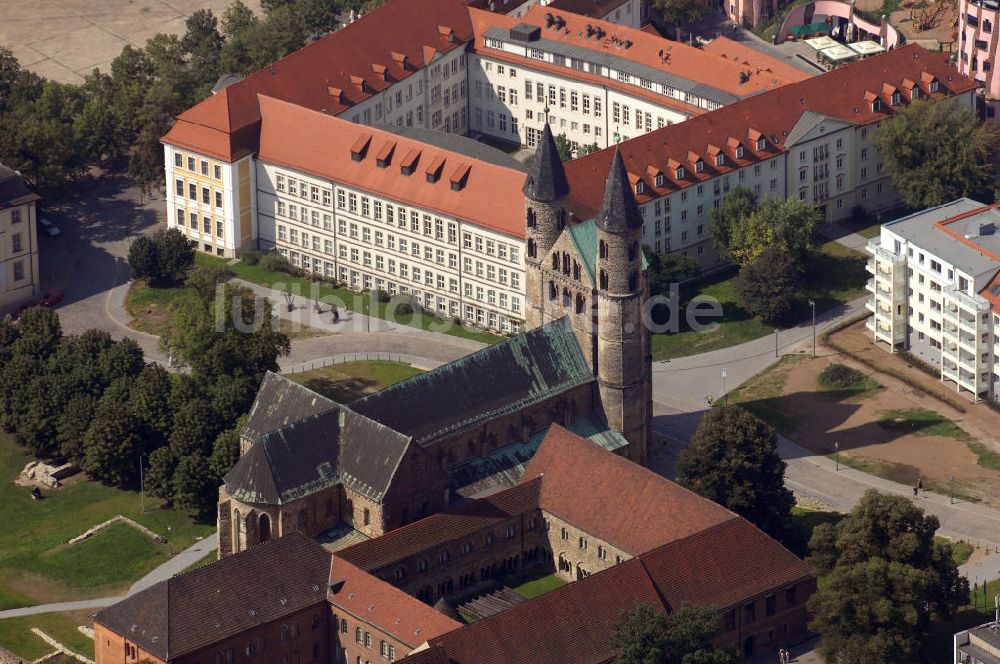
[778,0,902,47]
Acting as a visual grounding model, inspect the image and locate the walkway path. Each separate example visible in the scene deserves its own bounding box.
[0,535,218,620]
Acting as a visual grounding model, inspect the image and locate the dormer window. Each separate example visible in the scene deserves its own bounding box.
[891,92,901,105]
[655,173,664,187]
[911,87,920,100]
[675,166,685,179]
[695,160,704,173]
[715,154,724,167]
[635,181,644,194]
[872,98,882,112]
[736,145,745,159]
[755,137,765,151]
[930,80,939,92]
[427,172,439,183]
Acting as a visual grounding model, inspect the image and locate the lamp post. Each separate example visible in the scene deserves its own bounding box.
[949,475,955,504]
[834,441,839,471]
[167,525,173,556]
[775,328,779,358]
[139,455,144,513]
[722,368,728,405]
[808,299,816,357]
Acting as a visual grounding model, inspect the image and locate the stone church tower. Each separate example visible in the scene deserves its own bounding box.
[523,124,652,465]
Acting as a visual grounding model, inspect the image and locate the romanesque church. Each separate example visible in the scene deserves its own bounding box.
[217,125,653,557]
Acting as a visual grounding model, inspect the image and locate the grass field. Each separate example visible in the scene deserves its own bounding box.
[878,409,971,440]
[0,436,213,610]
[287,361,424,402]
[125,281,189,335]
[651,240,867,360]
[216,257,501,345]
[510,573,567,600]
[0,611,95,660]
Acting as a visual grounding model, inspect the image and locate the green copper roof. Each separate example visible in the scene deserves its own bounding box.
[567,219,648,289]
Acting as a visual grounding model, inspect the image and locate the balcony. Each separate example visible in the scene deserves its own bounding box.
[866,237,906,265]
[865,297,876,313]
[947,286,991,315]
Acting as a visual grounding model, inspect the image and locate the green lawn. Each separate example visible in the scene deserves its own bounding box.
[651,240,867,361]
[510,573,567,599]
[0,611,95,660]
[947,539,975,566]
[878,409,971,440]
[927,577,1000,662]
[782,506,844,559]
[125,281,190,336]
[0,436,213,610]
[222,260,501,346]
[965,441,1000,470]
[817,363,881,396]
[287,361,425,402]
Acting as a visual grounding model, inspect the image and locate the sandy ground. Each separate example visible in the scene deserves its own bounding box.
[757,321,1000,505]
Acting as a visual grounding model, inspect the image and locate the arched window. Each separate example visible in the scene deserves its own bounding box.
[575,294,585,314]
[549,281,557,300]
[573,261,581,280]
[527,208,537,228]
[599,240,608,259]
[562,252,570,275]
[363,508,371,526]
[259,513,271,543]
[233,509,242,553]
[551,254,559,269]
[527,238,537,258]
[562,288,570,307]
[599,270,609,290]
[557,209,567,230]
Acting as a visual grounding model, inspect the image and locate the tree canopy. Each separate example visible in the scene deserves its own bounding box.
[611,604,734,664]
[651,0,710,26]
[807,490,969,662]
[735,247,801,326]
[726,198,821,267]
[708,187,757,261]
[872,99,1000,209]
[676,405,794,539]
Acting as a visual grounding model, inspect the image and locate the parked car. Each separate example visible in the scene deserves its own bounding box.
[12,300,38,320]
[38,218,60,237]
[39,289,64,307]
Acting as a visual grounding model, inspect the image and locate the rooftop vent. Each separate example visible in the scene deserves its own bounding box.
[545,12,554,27]
[510,23,540,42]
[595,26,606,40]
[329,580,345,593]
[553,15,566,30]
[585,24,594,38]
[981,221,996,235]
[350,134,372,161]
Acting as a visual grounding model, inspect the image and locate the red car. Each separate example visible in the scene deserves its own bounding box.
[40,289,64,307]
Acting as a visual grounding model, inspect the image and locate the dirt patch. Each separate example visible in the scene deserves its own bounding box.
[748,324,1000,505]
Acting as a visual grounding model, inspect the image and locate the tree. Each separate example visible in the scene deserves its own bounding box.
[209,424,243,478]
[14,306,62,359]
[296,0,341,37]
[82,399,147,485]
[807,490,969,661]
[128,235,160,281]
[644,249,699,296]
[709,187,756,260]
[145,446,178,504]
[56,394,98,462]
[611,604,734,664]
[554,133,574,162]
[98,338,145,384]
[735,248,801,325]
[169,399,223,458]
[872,99,1000,209]
[727,198,821,267]
[185,264,233,302]
[651,0,710,27]
[173,454,219,516]
[676,405,793,538]
[156,228,196,283]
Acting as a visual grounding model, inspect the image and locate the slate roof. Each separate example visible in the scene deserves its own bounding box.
[522,123,569,203]
[596,147,643,234]
[93,533,331,661]
[524,424,737,555]
[328,557,462,647]
[0,163,40,209]
[349,317,594,444]
[241,371,338,444]
[226,383,414,505]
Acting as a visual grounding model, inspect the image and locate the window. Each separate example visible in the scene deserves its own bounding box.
[214,164,222,179]
[10,209,20,224]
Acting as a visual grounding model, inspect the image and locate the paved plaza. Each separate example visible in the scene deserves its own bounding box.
[1,0,262,84]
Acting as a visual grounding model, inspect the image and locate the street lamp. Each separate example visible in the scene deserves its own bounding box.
[949,475,955,504]
[808,299,817,357]
[722,368,728,405]
[775,328,780,358]
[834,441,839,471]
[167,525,173,556]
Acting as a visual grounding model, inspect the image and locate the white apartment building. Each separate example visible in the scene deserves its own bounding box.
[253,96,528,333]
[0,164,41,311]
[867,199,1000,401]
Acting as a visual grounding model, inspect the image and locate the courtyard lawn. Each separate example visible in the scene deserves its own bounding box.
[286,361,425,402]
[223,261,501,345]
[510,573,567,600]
[125,281,190,336]
[651,240,868,361]
[948,539,975,566]
[878,409,971,440]
[0,611,95,660]
[0,436,213,610]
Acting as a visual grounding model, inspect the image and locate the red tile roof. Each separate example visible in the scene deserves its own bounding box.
[337,477,542,571]
[524,424,737,554]
[328,557,462,647]
[162,0,475,161]
[639,518,814,611]
[564,45,978,220]
[547,0,636,18]
[256,95,528,239]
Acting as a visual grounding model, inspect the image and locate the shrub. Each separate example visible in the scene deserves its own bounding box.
[371,289,390,303]
[241,250,261,265]
[259,252,291,274]
[819,363,868,390]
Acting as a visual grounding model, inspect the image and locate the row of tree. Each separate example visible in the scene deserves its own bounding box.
[0,0,345,197]
[0,232,289,516]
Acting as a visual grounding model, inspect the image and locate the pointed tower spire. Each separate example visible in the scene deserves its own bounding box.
[597,147,643,233]
[522,123,569,203]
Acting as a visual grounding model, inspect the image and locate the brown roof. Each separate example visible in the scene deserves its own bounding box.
[639,518,814,611]
[428,556,666,664]
[337,476,542,571]
[161,0,474,161]
[256,95,527,239]
[0,163,40,209]
[524,425,737,554]
[93,533,331,660]
[564,44,977,220]
[547,0,636,18]
[328,557,462,647]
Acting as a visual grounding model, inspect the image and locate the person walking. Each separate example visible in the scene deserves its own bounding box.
[913,485,919,499]
[917,477,924,494]
[331,304,340,324]
[778,648,786,664]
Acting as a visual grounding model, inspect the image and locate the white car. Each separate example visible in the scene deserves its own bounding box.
[39,218,61,237]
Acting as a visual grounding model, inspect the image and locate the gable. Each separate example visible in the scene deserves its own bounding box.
[783,110,857,147]
[541,227,596,288]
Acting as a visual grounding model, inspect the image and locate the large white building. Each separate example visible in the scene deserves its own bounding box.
[0,164,41,311]
[866,198,1000,401]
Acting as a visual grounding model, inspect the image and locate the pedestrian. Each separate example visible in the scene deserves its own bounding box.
[777,648,786,664]
[913,485,919,499]
[917,477,924,494]
[331,304,340,324]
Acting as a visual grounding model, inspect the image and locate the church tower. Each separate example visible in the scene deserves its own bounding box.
[523,123,569,331]
[595,148,652,466]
